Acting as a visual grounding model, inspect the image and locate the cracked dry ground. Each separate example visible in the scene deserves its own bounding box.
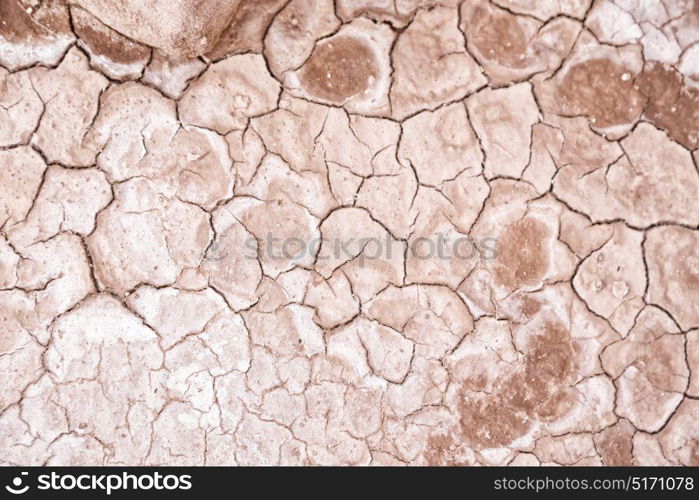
[1,0,698,467]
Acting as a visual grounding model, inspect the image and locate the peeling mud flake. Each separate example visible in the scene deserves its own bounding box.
[602,307,688,431]
[557,58,645,130]
[492,218,551,290]
[461,0,580,85]
[637,62,699,149]
[70,0,242,57]
[298,36,379,105]
[645,226,699,331]
[0,146,46,229]
[0,0,74,71]
[494,0,592,21]
[206,0,288,59]
[390,7,487,119]
[399,103,483,186]
[87,178,211,295]
[0,68,43,147]
[535,32,645,139]
[554,123,699,228]
[263,0,340,78]
[288,18,394,115]
[466,83,539,178]
[179,53,280,134]
[29,47,109,167]
[573,224,646,335]
[71,6,150,81]
[141,50,206,100]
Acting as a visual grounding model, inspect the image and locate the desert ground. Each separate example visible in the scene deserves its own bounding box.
[1,0,698,465]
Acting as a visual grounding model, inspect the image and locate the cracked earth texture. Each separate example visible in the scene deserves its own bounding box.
[0,0,698,467]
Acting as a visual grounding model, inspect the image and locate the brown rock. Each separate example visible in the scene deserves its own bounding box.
[449,282,619,450]
[494,218,552,291]
[558,58,644,130]
[299,36,378,104]
[470,181,577,298]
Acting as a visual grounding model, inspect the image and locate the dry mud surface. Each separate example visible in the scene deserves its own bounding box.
[1,0,698,466]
